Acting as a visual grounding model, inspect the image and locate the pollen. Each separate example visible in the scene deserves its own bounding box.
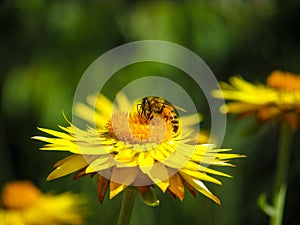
[106,112,174,145]
[1,181,42,210]
[267,70,300,91]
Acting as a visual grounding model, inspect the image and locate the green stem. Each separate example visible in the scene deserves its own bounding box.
[118,187,137,225]
[269,123,293,225]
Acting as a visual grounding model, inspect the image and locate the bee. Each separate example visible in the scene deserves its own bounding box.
[137,96,186,133]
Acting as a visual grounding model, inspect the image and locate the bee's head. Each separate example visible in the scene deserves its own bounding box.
[141,97,149,107]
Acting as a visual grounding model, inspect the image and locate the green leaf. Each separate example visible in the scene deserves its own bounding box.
[258,193,275,216]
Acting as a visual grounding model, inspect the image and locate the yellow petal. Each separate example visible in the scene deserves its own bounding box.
[149,148,166,161]
[198,166,232,177]
[180,169,222,185]
[216,153,245,160]
[85,156,114,173]
[138,152,154,174]
[115,149,135,163]
[147,164,169,192]
[180,113,203,126]
[222,102,261,114]
[182,160,201,171]
[94,94,113,117]
[74,102,107,128]
[33,136,75,150]
[230,76,256,90]
[116,158,138,168]
[110,181,127,199]
[180,172,220,205]
[116,92,132,111]
[53,154,79,168]
[36,127,75,141]
[47,155,88,181]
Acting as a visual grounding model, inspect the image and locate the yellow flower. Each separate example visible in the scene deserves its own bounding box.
[0,180,85,225]
[33,93,243,205]
[212,71,300,131]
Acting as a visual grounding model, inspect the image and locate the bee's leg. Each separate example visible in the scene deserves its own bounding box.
[137,104,141,114]
[158,105,165,114]
[173,125,178,133]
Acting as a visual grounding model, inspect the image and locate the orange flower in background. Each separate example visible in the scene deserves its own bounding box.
[0,180,86,225]
[212,70,300,131]
[33,93,243,206]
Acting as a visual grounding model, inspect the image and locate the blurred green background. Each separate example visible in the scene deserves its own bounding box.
[1,0,300,225]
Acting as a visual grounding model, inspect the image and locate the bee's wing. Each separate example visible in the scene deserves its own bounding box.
[173,104,187,112]
[154,97,187,112]
[164,102,187,112]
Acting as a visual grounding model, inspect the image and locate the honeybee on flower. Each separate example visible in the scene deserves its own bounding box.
[33,93,243,205]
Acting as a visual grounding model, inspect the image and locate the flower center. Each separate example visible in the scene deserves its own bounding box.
[1,181,41,210]
[267,70,300,91]
[106,112,174,145]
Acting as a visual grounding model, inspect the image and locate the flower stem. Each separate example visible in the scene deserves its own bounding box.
[118,187,137,225]
[269,123,293,225]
